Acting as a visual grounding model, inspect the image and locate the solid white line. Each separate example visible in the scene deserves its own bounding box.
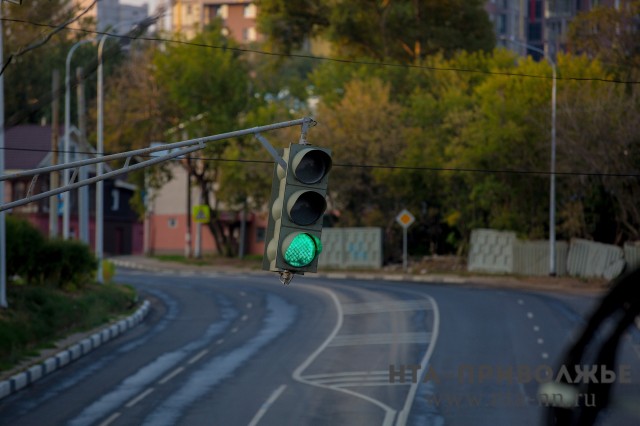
[247,384,287,426]
[303,370,389,380]
[159,366,185,385]
[98,412,121,426]
[125,388,155,408]
[395,296,440,426]
[188,349,209,365]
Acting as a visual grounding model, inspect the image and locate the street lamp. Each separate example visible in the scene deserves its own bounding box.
[64,39,96,240]
[502,36,557,276]
[96,21,138,283]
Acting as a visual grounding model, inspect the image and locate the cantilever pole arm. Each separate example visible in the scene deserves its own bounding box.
[0,117,315,213]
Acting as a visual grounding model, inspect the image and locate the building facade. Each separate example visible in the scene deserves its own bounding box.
[4,125,143,256]
[171,0,259,42]
[76,0,149,32]
[145,162,267,256]
[485,0,631,59]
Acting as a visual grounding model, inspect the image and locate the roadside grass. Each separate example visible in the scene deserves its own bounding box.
[0,283,137,372]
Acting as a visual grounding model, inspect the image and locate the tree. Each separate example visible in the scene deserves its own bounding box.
[567,1,640,79]
[256,0,495,62]
[151,26,251,256]
[2,0,96,125]
[313,77,406,230]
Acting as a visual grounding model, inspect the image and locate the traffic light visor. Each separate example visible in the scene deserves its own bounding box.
[292,148,332,184]
[283,233,323,267]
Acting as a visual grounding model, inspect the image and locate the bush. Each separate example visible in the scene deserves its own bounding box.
[6,216,97,290]
[6,216,44,281]
[36,239,97,291]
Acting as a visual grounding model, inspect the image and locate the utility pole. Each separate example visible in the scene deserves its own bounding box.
[0,3,7,308]
[185,151,192,258]
[76,67,89,244]
[49,70,60,237]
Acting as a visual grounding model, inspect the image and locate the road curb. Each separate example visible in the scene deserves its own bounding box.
[0,300,151,401]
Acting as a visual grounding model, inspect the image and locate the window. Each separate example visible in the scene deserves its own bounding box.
[256,227,266,243]
[498,14,507,34]
[244,3,257,18]
[243,27,257,41]
[111,189,120,211]
[218,5,228,19]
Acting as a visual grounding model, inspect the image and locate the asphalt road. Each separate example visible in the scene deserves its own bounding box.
[1,269,639,426]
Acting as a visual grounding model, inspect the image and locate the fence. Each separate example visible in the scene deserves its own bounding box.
[468,229,632,279]
[318,227,383,270]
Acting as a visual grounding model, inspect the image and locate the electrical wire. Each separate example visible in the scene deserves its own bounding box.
[2,145,640,178]
[0,0,99,76]
[2,16,640,85]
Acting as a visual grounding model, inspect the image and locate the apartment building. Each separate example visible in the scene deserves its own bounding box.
[171,0,259,42]
[75,0,149,32]
[485,0,631,59]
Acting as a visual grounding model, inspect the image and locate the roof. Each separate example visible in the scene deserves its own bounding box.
[4,125,56,170]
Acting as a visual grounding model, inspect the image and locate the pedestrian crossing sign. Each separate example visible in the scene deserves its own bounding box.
[192,205,210,223]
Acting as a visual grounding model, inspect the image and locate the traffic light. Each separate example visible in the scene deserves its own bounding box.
[263,143,332,274]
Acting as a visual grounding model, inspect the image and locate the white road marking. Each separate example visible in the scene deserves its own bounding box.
[247,384,287,426]
[125,388,155,408]
[231,327,238,333]
[98,413,121,426]
[291,285,440,426]
[188,349,209,365]
[517,299,524,305]
[527,312,534,319]
[240,291,247,297]
[542,352,549,359]
[216,339,224,344]
[342,300,434,315]
[537,338,544,344]
[328,332,432,347]
[241,315,249,321]
[246,302,253,309]
[533,325,540,332]
[159,366,185,385]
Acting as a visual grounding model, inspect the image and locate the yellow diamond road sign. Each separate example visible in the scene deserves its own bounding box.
[396,209,415,228]
[192,205,210,224]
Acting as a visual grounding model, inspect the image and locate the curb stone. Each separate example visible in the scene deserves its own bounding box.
[0,300,151,401]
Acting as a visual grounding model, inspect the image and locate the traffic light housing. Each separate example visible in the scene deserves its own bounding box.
[263,143,332,274]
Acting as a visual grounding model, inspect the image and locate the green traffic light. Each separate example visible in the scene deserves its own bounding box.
[283,233,323,267]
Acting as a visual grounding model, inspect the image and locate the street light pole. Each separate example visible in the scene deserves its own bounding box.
[502,37,557,276]
[64,39,94,239]
[97,21,136,282]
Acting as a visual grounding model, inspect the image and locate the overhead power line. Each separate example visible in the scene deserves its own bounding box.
[2,16,639,85]
[2,145,639,178]
[0,0,98,76]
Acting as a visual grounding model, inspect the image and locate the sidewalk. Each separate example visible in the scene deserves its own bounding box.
[109,255,610,296]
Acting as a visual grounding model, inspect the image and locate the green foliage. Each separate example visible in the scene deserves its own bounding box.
[6,217,97,290]
[6,216,44,282]
[0,284,136,371]
[33,239,97,291]
[256,0,495,62]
